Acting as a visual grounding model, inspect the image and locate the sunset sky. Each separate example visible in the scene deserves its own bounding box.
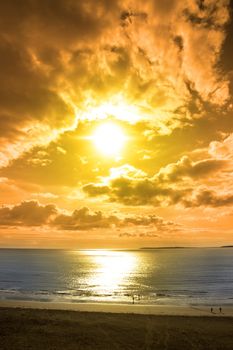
[0,0,233,248]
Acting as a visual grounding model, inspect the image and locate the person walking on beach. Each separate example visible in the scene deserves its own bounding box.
[211,307,213,313]
[132,295,135,304]
[219,307,222,313]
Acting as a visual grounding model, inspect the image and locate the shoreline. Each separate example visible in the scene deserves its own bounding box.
[1,299,233,317]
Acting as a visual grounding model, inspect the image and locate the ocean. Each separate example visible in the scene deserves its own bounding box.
[0,248,232,306]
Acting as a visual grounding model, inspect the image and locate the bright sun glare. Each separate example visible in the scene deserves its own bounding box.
[92,123,126,156]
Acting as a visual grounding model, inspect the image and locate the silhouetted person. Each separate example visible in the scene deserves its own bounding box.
[219,307,222,313]
[211,307,213,313]
[132,295,135,304]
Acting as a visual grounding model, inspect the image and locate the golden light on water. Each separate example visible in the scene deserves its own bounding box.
[92,123,126,157]
[84,250,137,294]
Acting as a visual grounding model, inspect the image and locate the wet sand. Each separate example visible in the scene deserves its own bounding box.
[0,302,233,349]
[0,299,233,317]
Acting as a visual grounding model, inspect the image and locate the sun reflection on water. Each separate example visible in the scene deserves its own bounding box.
[82,250,137,296]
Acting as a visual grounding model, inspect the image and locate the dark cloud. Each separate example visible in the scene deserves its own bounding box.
[183,1,228,29]
[0,201,57,226]
[122,215,175,230]
[184,189,233,208]
[119,232,159,238]
[0,0,120,46]
[157,156,227,182]
[0,0,231,168]
[53,207,120,231]
[52,208,178,231]
[83,151,232,208]
[221,0,233,72]
[0,0,232,248]
[84,176,233,208]
[83,176,190,206]
[0,201,177,232]
[120,10,147,25]
[90,180,194,206]
[0,34,72,135]
[0,0,122,165]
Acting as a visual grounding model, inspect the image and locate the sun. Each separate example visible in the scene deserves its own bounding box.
[92,123,126,156]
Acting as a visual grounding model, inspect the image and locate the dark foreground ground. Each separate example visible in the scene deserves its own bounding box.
[0,307,233,350]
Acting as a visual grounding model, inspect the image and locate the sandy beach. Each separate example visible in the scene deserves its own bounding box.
[1,299,233,317]
[0,301,233,350]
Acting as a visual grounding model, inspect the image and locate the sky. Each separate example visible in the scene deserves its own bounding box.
[0,0,233,249]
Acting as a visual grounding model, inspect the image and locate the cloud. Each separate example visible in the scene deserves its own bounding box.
[0,201,177,232]
[52,206,178,231]
[209,133,233,159]
[156,156,228,182]
[0,0,120,165]
[0,201,57,226]
[0,120,159,187]
[121,215,175,231]
[0,0,231,168]
[52,207,120,230]
[0,35,73,166]
[83,175,188,206]
[83,145,232,207]
[183,188,233,207]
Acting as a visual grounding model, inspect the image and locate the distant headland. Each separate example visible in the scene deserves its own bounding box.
[140,247,188,250]
[140,246,233,250]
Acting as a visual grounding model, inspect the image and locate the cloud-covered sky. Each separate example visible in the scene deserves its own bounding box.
[0,0,232,248]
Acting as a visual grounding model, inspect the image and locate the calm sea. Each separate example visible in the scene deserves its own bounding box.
[0,248,232,306]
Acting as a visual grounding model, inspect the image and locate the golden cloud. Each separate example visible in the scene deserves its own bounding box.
[0,201,178,232]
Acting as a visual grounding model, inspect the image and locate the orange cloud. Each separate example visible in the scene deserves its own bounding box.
[0,0,231,167]
[0,1,232,247]
[0,201,57,226]
[83,136,233,208]
[0,201,178,233]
